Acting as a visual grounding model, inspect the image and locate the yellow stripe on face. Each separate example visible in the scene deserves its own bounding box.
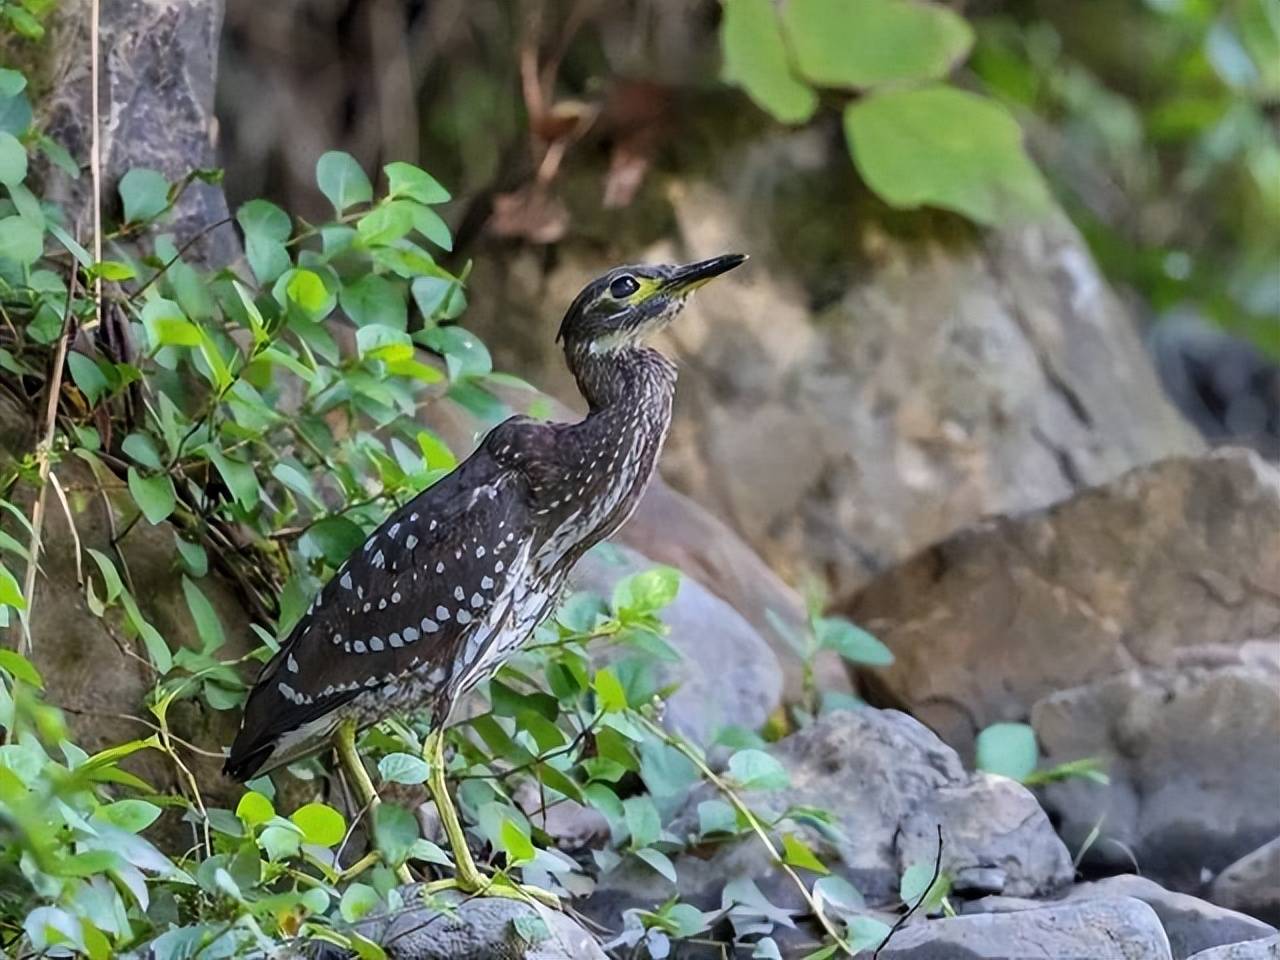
[625,276,662,306]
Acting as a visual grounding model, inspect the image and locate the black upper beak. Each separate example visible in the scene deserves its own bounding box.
[665,253,748,292]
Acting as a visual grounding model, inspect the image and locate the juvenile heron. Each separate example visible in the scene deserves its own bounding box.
[224,253,746,896]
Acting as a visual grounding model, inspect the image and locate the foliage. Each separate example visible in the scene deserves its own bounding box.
[975,722,1108,788]
[720,0,1051,225]
[971,0,1280,358]
[0,58,916,958]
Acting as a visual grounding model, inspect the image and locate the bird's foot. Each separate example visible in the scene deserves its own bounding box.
[421,874,560,909]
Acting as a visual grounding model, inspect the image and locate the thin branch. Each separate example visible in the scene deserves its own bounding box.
[632,713,855,957]
[873,824,944,959]
[89,0,103,328]
[19,266,79,654]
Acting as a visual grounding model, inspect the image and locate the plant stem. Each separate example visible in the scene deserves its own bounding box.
[632,712,855,957]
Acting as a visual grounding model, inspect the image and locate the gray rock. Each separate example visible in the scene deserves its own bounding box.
[463,153,1201,602]
[1033,662,1280,890]
[1212,838,1280,927]
[334,888,607,960]
[570,542,784,746]
[898,773,1073,899]
[1187,935,1280,960]
[582,709,1072,930]
[877,897,1173,959]
[1062,877,1277,960]
[848,449,1280,759]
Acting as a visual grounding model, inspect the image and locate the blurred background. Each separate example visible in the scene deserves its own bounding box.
[215,0,1279,594]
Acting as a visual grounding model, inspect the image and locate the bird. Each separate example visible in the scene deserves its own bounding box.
[223,252,746,896]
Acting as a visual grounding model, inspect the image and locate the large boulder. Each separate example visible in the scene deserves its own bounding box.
[846,449,1280,757]
[582,709,1072,930]
[571,543,783,745]
[876,897,1172,959]
[1033,659,1280,891]
[463,128,1201,600]
[1188,936,1280,960]
[1212,837,1280,927]
[1061,876,1278,960]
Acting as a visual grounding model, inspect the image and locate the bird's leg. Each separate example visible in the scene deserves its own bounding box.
[421,728,560,908]
[332,719,413,885]
[423,727,483,889]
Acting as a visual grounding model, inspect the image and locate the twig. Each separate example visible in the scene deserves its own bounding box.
[18,267,79,654]
[88,0,103,328]
[873,824,944,959]
[631,713,855,957]
[126,215,235,303]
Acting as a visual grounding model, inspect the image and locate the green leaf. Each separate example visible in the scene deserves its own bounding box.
[290,802,347,847]
[356,323,414,363]
[339,883,379,923]
[357,200,415,247]
[316,150,373,214]
[0,649,41,687]
[499,817,535,865]
[372,803,418,867]
[182,576,225,653]
[782,0,973,89]
[848,915,893,953]
[118,168,169,223]
[635,847,678,883]
[816,617,893,666]
[0,85,32,137]
[721,0,818,124]
[235,791,274,828]
[975,722,1039,782]
[303,516,365,567]
[127,468,176,525]
[340,274,407,329]
[728,749,790,791]
[208,449,259,508]
[899,860,951,913]
[512,914,550,944]
[281,267,334,319]
[0,70,25,98]
[89,260,135,281]
[593,667,628,712]
[697,799,738,836]
[140,298,201,349]
[67,352,108,405]
[121,433,162,470]
[781,832,829,874]
[236,199,291,285]
[93,799,161,833]
[409,203,452,251]
[0,215,42,265]
[385,161,451,204]
[0,131,27,185]
[378,752,430,785]
[843,84,1051,225]
[612,566,680,616]
[623,795,661,849]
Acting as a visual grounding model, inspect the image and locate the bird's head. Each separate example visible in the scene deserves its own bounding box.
[557,254,747,353]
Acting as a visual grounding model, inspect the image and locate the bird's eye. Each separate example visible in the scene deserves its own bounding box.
[609,275,640,299]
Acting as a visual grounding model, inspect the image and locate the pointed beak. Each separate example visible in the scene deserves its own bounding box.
[664,253,748,294]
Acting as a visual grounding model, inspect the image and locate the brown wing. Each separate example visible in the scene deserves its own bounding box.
[224,416,555,780]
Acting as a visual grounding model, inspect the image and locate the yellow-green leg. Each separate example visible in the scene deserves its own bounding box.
[420,728,559,908]
[333,719,413,886]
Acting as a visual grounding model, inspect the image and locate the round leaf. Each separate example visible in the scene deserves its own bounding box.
[235,791,274,828]
[721,0,818,124]
[783,0,973,89]
[0,131,27,186]
[127,468,176,525]
[378,752,430,785]
[118,168,169,223]
[290,802,347,847]
[975,722,1039,782]
[316,150,373,215]
[728,749,790,791]
[844,84,1051,225]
